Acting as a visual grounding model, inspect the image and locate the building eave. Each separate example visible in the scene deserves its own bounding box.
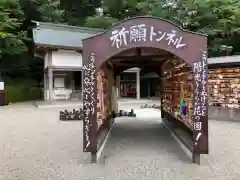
[44,66,83,72]
[34,45,83,59]
[35,44,82,51]
[31,20,104,34]
[208,55,240,64]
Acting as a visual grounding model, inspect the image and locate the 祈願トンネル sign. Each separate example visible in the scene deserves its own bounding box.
[110,24,187,49]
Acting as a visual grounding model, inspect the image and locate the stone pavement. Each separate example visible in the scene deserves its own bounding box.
[0,102,240,180]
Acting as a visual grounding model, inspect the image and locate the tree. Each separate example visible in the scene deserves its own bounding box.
[36,0,64,23]
[137,0,240,56]
[102,0,146,19]
[83,0,147,29]
[0,0,28,56]
[61,0,101,25]
[84,15,117,29]
[0,0,65,82]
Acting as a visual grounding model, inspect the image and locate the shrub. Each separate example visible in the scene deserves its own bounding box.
[4,84,42,104]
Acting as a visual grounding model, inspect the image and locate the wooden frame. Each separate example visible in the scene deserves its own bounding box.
[82,16,209,164]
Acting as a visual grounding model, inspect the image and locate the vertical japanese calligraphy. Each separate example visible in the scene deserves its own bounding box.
[200,50,208,117]
[193,49,208,153]
[83,52,96,152]
[110,24,186,49]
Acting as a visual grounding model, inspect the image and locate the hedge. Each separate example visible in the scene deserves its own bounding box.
[4,85,42,104]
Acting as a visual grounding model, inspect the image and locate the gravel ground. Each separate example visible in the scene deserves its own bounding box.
[0,102,240,180]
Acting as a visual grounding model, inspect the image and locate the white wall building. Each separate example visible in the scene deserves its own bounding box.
[32,21,141,101]
[32,21,99,101]
[43,50,83,101]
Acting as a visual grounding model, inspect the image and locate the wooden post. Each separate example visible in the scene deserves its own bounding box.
[91,152,97,163]
[48,67,54,101]
[192,151,200,165]
[160,76,164,119]
[44,72,48,101]
[136,70,140,100]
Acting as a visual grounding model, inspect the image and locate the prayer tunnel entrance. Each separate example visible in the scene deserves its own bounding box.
[82,16,209,164]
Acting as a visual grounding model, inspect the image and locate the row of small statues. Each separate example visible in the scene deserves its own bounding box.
[115,109,136,117]
[60,108,83,121]
[140,104,161,109]
[60,109,136,121]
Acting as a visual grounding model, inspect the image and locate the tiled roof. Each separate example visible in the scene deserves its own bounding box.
[32,21,104,49]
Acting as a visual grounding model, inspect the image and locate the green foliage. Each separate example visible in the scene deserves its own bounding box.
[61,0,101,25]
[36,0,64,23]
[84,15,118,29]
[84,0,147,28]
[0,0,28,56]
[4,77,42,103]
[136,0,240,56]
[4,84,41,104]
[102,0,146,19]
[0,0,64,102]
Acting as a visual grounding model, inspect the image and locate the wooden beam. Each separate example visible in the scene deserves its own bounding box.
[107,60,113,69]
[110,54,170,60]
[136,48,141,67]
[35,44,82,51]
[36,45,59,52]
[114,67,161,75]
[114,63,161,68]
[111,59,164,65]
[140,68,161,76]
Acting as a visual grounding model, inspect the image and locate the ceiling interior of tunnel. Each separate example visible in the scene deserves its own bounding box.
[108,47,178,69]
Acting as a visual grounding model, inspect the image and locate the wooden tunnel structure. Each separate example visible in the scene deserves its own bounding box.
[82,16,209,164]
